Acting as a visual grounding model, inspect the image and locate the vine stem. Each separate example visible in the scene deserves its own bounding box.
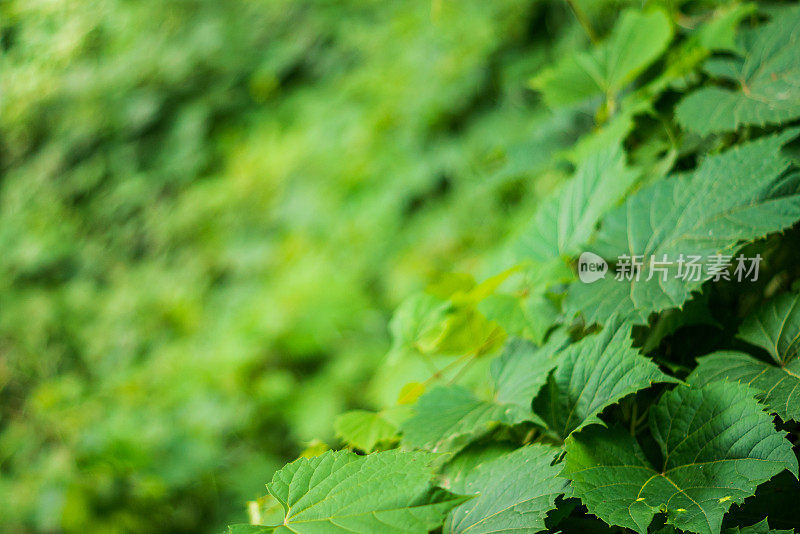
[564,0,599,44]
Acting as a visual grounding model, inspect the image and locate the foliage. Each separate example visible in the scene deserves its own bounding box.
[234,2,800,534]
[0,0,586,532]
[4,1,800,533]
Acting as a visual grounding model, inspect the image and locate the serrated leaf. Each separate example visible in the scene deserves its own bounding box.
[514,145,639,264]
[689,290,800,422]
[532,9,673,108]
[690,351,800,423]
[444,445,567,534]
[725,518,794,534]
[565,130,800,325]
[402,335,567,453]
[738,291,800,365]
[533,320,677,439]
[724,471,800,531]
[676,7,800,135]
[491,331,569,410]
[564,382,798,534]
[262,450,469,533]
[655,518,791,534]
[401,385,532,454]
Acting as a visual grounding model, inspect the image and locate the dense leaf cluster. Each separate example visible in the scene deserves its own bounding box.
[233,2,800,534]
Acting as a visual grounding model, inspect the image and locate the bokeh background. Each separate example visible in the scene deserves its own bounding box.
[0,1,607,532]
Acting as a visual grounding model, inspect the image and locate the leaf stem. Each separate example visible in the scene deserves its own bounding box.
[564,0,598,44]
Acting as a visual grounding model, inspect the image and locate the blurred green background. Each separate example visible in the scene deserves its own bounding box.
[0,0,600,532]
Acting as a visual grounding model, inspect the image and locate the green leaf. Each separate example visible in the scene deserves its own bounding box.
[444,445,567,534]
[401,385,532,454]
[724,471,800,531]
[655,518,792,534]
[389,293,450,357]
[694,3,757,54]
[263,450,469,533]
[689,290,800,422]
[690,351,800,423]
[440,442,518,492]
[676,7,800,135]
[533,320,677,439]
[738,291,800,365]
[334,407,410,452]
[532,9,673,108]
[514,145,639,265]
[564,382,798,534]
[491,331,569,411]
[565,129,800,325]
[402,334,568,452]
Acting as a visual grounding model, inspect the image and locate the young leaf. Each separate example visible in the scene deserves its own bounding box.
[564,382,798,534]
[444,445,567,534]
[566,129,800,325]
[533,320,677,439]
[677,7,800,135]
[532,9,673,109]
[263,450,469,533]
[334,407,410,452]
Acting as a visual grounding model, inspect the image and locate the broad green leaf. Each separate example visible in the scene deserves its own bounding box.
[401,385,532,453]
[532,9,673,108]
[514,144,639,265]
[440,442,518,492]
[676,7,800,135]
[479,292,559,345]
[738,291,800,365]
[565,130,800,325]
[491,331,569,411]
[564,382,798,534]
[690,352,800,423]
[402,335,567,452]
[334,406,411,452]
[533,320,677,439]
[444,445,567,534]
[263,450,469,533]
